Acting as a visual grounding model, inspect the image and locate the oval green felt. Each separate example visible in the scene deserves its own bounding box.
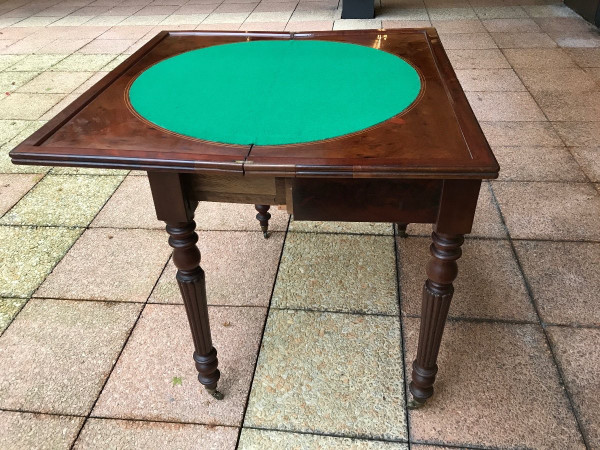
[128,40,422,146]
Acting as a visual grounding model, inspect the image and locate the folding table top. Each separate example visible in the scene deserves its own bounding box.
[10,29,499,180]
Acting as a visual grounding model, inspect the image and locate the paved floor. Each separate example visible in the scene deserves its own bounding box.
[1,0,599,448]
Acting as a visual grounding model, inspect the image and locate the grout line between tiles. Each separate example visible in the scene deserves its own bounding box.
[393,225,412,449]
[498,46,597,187]
[0,171,48,222]
[241,424,409,446]
[0,225,87,339]
[487,182,591,449]
[234,214,291,449]
[67,247,171,449]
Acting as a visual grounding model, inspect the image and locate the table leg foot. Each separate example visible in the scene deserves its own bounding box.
[407,398,426,410]
[409,231,464,405]
[167,220,223,399]
[255,204,271,239]
[397,223,409,238]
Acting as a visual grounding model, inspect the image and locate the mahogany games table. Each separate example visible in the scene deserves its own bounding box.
[10,29,499,408]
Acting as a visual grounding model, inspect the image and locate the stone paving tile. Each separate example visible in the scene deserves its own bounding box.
[493,146,587,181]
[238,428,408,449]
[245,310,407,440]
[0,297,27,333]
[35,38,91,54]
[240,21,287,31]
[50,167,128,176]
[492,181,600,241]
[534,16,595,34]
[0,173,42,217]
[0,119,38,146]
[514,240,600,326]
[91,175,162,229]
[378,9,429,21]
[533,91,600,122]
[516,67,598,92]
[383,20,432,29]
[405,183,507,238]
[254,1,297,12]
[430,19,485,33]
[194,202,288,232]
[272,233,398,314]
[491,31,557,48]
[74,418,238,450]
[503,47,577,68]
[99,25,155,39]
[285,20,333,31]
[483,17,540,33]
[39,93,78,120]
[50,53,116,71]
[0,225,82,297]
[0,174,123,226]
[439,32,497,50]
[288,219,393,235]
[203,13,250,24]
[245,11,292,22]
[428,7,477,21]
[404,319,584,448]
[398,237,535,321]
[0,92,64,120]
[553,122,600,147]
[0,410,83,450]
[455,68,525,91]
[474,5,527,19]
[3,54,65,72]
[0,55,26,71]
[445,48,510,69]
[480,121,563,147]
[36,228,170,301]
[466,91,546,121]
[150,231,284,306]
[0,119,46,151]
[0,71,39,93]
[93,304,265,425]
[571,147,600,182]
[0,298,141,415]
[334,19,383,30]
[550,30,600,49]
[565,48,600,67]
[523,4,578,18]
[548,326,600,449]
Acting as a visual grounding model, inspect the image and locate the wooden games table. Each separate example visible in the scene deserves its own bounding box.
[10,29,499,408]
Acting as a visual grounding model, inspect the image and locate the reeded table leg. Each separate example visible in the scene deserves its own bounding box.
[408,231,464,408]
[167,220,223,400]
[255,204,271,239]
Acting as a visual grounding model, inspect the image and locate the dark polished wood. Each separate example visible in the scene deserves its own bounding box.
[10,30,499,408]
[397,223,408,238]
[147,171,222,399]
[254,204,271,238]
[409,231,464,407]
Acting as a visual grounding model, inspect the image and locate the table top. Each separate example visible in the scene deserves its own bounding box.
[10,29,499,179]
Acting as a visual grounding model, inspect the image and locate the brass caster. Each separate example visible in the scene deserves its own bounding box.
[207,388,224,400]
[261,228,269,239]
[407,398,425,410]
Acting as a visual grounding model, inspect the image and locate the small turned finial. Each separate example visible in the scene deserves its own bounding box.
[255,205,271,239]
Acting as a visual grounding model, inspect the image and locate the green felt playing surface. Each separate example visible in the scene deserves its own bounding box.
[128,40,422,146]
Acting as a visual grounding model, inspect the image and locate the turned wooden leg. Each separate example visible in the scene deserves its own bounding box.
[255,204,271,239]
[408,231,464,408]
[166,220,223,400]
[397,223,409,238]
